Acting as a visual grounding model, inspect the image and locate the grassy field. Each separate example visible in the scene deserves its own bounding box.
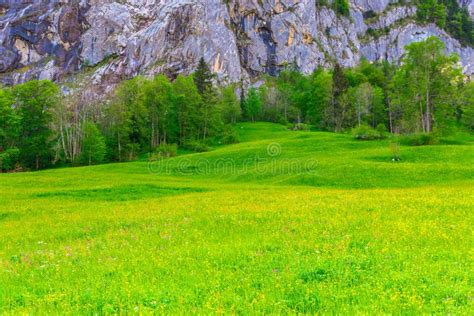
[0,123,473,314]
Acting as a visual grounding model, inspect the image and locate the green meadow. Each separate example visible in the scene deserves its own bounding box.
[0,123,473,313]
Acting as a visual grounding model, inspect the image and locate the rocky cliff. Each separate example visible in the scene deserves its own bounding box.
[1,0,473,98]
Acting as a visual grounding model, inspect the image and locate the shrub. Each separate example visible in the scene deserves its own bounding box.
[390,142,401,161]
[376,123,388,137]
[352,125,385,140]
[153,143,178,159]
[291,123,311,131]
[220,128,239,145]
[0,148,20,172]
[183,141,209,153]
[333,0,350,16]
[400,133,439,146]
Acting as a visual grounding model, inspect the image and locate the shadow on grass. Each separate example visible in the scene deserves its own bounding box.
[33,184,207,202]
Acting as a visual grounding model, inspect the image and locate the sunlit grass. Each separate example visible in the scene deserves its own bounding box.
[0,123,473,313]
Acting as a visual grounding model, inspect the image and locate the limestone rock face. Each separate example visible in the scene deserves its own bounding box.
[0,0,473,97]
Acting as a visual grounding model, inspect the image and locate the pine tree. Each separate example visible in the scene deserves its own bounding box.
[193,57,214,95]
[332,63,349,131]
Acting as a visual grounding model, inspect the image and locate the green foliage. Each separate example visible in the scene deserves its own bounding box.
[102,78,138,162]
[291,123,311,131]
[0,88,19,152]
[416,0,473,46]
[0,147,20,172]
[459,81,474,131]
[0,37,470,173]
[243,87,262,121]
[219,126,240,145]
[182,140,210,152]
[331,63,350,131]
[13,80,59,170]
[333,0,350,16]
[142,75,178,148]
[308,69,333,129]
[220,86,241,124]
[173,74,203,143]
[352,124,385,140]
[100,60,224,160]
[79,122,106,166]
[399,133,439,146]
[391,36,462,134]
[417,0,447,28]
[151,143,178,159]
[193,57,215,95]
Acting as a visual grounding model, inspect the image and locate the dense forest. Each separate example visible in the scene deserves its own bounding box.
[0,37,473,172]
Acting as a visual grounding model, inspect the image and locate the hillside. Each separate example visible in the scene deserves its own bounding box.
[1,123,473,313]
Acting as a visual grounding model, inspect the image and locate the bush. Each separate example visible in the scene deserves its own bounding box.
[183,141,209,153]
[352,125,385,140]
[333,0,350,16]
[220,127,239,145]
[400,133,439,146]
[150,143,178,160]
[0,148,20,172]
[390,142,401,161]
[290,123,311,131]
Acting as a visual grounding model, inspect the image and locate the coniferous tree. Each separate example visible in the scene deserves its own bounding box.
[194,57,214,96]
[332,63,349,131]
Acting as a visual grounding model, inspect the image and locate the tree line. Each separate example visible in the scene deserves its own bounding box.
[0,59,240,171]
[0,37,472,172]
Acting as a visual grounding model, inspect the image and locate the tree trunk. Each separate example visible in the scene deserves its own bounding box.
[419,97,426,133]
[117,132,121,162]
[425,87,431,133]
[388,98,393,134]
[357,101,361,127]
